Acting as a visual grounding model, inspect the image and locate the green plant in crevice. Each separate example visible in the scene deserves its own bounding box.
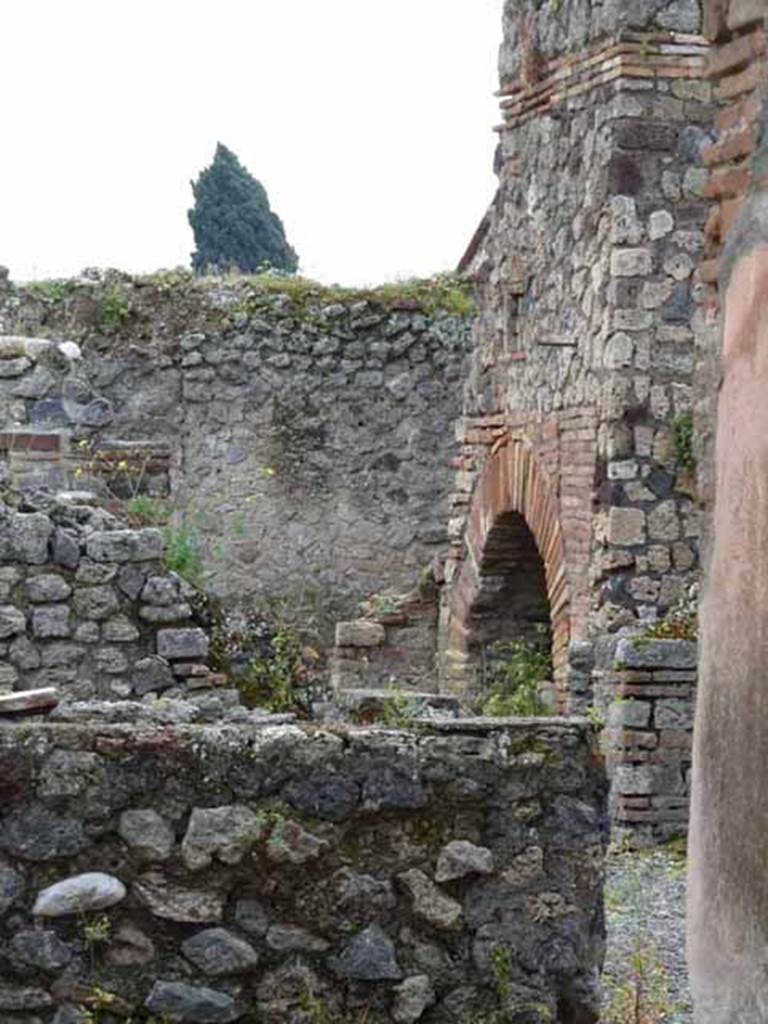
[80,913,111,974]
[127,495,170,526]
[489,944,513,1003]
[239,624,319,714]
[162,518,208,588]
[641,582,698,642]
[480,627,553,717]
[96,285,132,332]
[25,278,75,303]
[672,412,695,472]
[379,686,427,728]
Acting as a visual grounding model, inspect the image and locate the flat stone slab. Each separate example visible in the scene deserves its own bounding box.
[615,637,697,670]
[337,689,461,718]
[0,688,58,715]
[417,715,590,732]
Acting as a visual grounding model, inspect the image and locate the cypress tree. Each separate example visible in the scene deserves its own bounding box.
[188,143,298,274]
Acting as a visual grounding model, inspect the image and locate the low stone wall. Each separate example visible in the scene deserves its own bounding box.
[0,497,216,702]
[597,637,696,846]
[0,717,606,1024]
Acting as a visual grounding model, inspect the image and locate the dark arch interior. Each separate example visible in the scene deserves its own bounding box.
[467,510,552,670]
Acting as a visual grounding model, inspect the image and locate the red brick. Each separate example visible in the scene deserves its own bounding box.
[0,432,61,453]
[703,125,759,166]
[716,61,764,99]
[700,258,719,283]
[721,196,746,236]
[705,165,752,198]
[728,0,767,31]
[706,27,765,79]
[703,0,729,40]
[714,90,762,131]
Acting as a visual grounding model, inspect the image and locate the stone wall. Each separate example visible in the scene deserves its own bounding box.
[596,637,696,846]
[0,272,472,620]
[0,716,606,1024]
[440,0,710,704]
[0,495,217,703]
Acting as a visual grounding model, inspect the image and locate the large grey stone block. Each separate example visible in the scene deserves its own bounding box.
[615,637,697,670]
[86,529,163,563]
[157,628,209,660]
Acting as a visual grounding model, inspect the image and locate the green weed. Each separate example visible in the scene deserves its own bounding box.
[96,285,132,331]
[480,628,553,717]
[162,519,208,588]
[672,412,695,473]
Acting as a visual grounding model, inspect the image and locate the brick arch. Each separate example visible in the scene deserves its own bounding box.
[440,438,571,697]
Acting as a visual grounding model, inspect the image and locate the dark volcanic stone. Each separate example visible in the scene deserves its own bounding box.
[0,807,86,861]
[0,863,24,912]
[284,771,360,821]
[360,764,428,811]
[336,924,402,981]
[145,980,239,1023]
[181,928,259,976]
[10,929,73,971]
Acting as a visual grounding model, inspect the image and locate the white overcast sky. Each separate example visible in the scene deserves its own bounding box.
[2,1,502,286]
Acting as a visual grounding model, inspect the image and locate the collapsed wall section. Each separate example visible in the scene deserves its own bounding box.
[0,717,606,1024]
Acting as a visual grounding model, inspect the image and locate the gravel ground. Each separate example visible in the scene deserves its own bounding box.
[602,848,691,1023]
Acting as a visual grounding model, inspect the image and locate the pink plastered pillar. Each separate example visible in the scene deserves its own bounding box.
[689,248,768,1022]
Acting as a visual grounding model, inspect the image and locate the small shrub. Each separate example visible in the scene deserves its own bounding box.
[241,625,319,713]
[207,606,323,715]
[480,629,553,717]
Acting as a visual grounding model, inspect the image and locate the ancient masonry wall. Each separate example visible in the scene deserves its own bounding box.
[0,496,218,703]
[597,637,696,847]
[0,274,471,620]
[439,0,710,707]
[0,717,605,1024]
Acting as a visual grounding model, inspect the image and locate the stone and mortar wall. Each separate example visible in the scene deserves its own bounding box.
[331,575,441,694]
[596,637,696,846]
[0,496,217,702]
[0,272,471,619]
[0,717,606,1024]
[440,0,710,704]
